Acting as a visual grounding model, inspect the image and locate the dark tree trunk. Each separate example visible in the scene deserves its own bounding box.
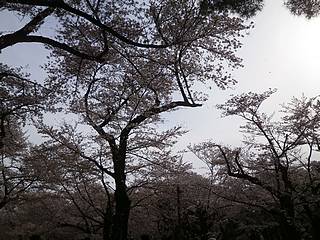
[278,218,300,240]
[278,193,301,240]
[110,141,131,240]
[0,199,7,210]
[175,185,182,240]
[103,205,113,240]
[310,217,320,240]
[111,180,131,240]
[303,205,320,240]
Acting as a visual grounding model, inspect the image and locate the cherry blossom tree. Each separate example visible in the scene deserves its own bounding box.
[192,91,320,240]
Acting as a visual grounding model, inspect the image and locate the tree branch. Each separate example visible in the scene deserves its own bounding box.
[122,101,201,136]
[5,0,172,49]
[213,144,277,196]
[1,34,106,62]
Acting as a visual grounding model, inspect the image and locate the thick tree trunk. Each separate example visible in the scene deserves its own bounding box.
[304,206,320,240]
[110,142,131,240]
[311,218,320,240]
[0,199,7,210]
[278,218,300,240]
[103,205,113,240]
[278,194,301,240]
[111,180,131,240]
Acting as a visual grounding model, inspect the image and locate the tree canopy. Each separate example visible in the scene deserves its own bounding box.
[1,0,320,240]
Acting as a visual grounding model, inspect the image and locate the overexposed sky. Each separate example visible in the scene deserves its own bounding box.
[166,0,320,148]
[1,1,320,172]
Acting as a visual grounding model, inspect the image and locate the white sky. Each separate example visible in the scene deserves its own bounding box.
[166,1,320,145]
[1,1,320,173]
